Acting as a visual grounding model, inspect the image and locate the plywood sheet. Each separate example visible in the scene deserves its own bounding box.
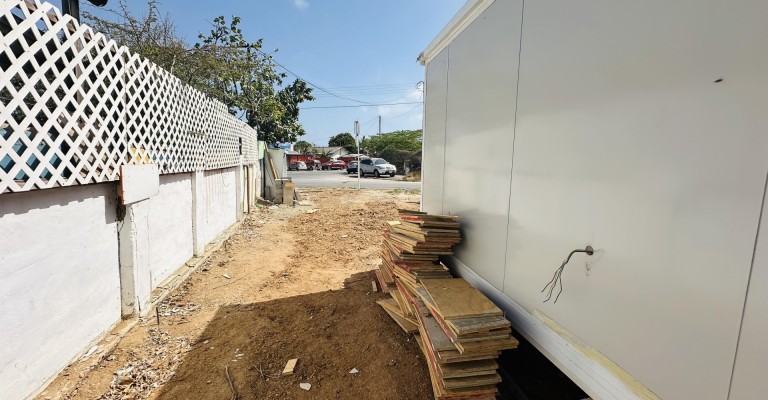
[422,279,503,319]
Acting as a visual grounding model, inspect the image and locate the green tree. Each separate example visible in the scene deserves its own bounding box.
[361,130,423,172]
[250,78,314,144]
[329,132,357,153]
[294,140,313,154]
[361,129,422,156]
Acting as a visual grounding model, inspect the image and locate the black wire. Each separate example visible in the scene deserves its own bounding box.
[299,101,422,110]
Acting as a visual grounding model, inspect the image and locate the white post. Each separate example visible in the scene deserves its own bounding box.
[118,200,151,317]
[355,120,361,190]
[235,159,244,221]
[191,170,206,256]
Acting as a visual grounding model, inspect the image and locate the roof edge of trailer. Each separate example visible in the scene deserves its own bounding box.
[417,0,496,66]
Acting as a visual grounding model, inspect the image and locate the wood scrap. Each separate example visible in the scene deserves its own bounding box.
[281,358,298,376]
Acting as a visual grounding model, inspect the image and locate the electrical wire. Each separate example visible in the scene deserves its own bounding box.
[299,101,422,110]
[541,247,594,303]
[259,49,418,106]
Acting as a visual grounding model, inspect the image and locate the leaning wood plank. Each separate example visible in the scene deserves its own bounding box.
[374,269,389,293]
[390,289,409,316]
[421,279,503,319]
[382,307,419,333]
[282,358,298,376]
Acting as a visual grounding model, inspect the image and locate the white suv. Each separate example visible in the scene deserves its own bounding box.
[359,158,396,177]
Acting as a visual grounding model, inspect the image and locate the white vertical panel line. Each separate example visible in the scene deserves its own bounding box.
[440,47,450,215]
[502,0,526,292]
[727,168,768,399]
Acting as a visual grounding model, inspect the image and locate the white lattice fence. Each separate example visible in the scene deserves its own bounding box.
[0,0,259,194]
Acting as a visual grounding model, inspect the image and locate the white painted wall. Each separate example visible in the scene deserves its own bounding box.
[0,183,121,400]
[147,173,194,287]
[202,167,238,245]
[421,1,768,399]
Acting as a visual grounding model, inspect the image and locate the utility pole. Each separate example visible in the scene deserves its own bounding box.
[355,120,361,190]
[378,115,382,135]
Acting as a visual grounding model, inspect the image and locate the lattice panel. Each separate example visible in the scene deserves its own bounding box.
[0,0,259,194]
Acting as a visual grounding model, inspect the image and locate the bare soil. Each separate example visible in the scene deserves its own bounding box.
[38,188,431,400]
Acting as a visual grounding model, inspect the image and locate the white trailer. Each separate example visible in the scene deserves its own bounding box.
[418,1,768,399]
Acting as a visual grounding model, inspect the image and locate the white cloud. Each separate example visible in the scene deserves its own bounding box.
[293,0,309,10]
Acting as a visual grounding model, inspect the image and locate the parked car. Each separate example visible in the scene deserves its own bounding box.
[321,160,347,170]
[306,160,321,171]
[288,161,307,171]
[359,158,396,177]
[346,160,358,174]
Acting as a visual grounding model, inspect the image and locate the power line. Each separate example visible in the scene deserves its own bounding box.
[381,102,423,120]
[299,101,423,110]
[258,49,424,106]
[259,50,393,105]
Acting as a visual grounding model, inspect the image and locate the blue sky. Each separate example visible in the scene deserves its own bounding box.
[85,0,465,146]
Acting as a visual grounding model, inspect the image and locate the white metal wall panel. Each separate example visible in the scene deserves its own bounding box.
[421,48,450,214]
[729,175,768,400]
[501,1,768,399]
[442,0,523,289]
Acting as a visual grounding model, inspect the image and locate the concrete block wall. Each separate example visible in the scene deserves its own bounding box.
[148,174,194,288]
[202,167,238,246]
[0,165,256,399]
[0,183,122,400]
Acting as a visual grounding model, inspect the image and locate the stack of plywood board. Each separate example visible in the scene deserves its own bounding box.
[374,210,459,293]
[376,211,518,400]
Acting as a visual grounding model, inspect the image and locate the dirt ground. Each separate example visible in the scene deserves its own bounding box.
[38,188,432,400]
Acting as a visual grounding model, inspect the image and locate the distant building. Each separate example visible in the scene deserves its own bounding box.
[310,146,349,159]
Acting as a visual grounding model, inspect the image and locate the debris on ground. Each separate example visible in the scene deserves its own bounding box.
[376,210,518,400]
[281,359,298,376]
[38,189,431,400]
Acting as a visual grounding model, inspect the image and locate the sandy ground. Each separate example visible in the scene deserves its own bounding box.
[38,188,430,400]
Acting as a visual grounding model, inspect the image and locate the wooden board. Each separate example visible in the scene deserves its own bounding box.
[445,315,511,336]
[374,269,389,293]
[428,303,512,344]
[443,373,502,390]
[421,279,503,319]
[390,289,413,318]
[455,337,519,354]
[378,302,419,333]
[414,299,457,352]
[438,359,499,379]
[416,333,499,400]
[282,358,298,375]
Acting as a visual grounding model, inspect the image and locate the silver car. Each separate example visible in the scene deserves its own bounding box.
[359,158,396,177]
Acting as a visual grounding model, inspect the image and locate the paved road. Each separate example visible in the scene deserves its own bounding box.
[287,170,421,190]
